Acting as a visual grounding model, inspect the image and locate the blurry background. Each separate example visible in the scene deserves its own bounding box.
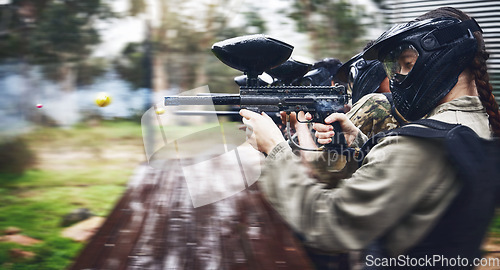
[0,0,498,269]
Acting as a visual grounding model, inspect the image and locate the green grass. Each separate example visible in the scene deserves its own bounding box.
[23,120,144,149]
[490,210,500,234]
[0,119,144,269]
[2,119,499,269]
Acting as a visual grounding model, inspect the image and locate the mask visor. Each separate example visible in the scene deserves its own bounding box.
[382,44,419,83]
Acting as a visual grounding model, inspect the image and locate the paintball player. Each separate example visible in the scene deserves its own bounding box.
[337,40,404,138]
[292,52,402,187]
[340,55,401,138]
[282,52,404,270]
[240,6,500,269]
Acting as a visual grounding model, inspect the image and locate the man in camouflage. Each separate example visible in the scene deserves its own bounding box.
[279,54,404,270]
[303,56,402,186]
[283,57,403,269]
[347,93,400,138]
[306,92,401,187]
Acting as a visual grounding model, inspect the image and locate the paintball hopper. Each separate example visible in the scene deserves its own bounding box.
[211,34,294,83]
[266,58,313,85]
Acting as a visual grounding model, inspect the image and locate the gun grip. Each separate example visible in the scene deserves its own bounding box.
[324,121,347,149]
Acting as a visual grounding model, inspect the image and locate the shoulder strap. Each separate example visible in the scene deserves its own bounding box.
[381,92,407,126]
[359,118,500,202]
[358,119,460,165]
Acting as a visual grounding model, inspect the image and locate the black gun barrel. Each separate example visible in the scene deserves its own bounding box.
[196,93,240,97]
[175,110,240,116]
[165,96,241,106]
[165,95,284,107]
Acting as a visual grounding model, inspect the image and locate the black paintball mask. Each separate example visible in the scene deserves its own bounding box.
[363,17,482,121]
[337,54,387,104]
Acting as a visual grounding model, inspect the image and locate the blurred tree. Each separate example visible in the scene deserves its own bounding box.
[0,0,114,87]
[116,0,266,95]
[128,0,146,17]
[113,42,149,90]
[288,0,366,61]
[243,8,267,34]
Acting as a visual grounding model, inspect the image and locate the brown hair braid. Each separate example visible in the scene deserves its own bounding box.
[418,7,500,137]
[470,42,500,138]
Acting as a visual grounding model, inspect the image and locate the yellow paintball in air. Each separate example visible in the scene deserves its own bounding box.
[95,92,112,107]
[155,107,165,115]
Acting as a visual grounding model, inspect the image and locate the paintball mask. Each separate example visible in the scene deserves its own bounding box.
[363,17,482,121]
[338,54,387,104]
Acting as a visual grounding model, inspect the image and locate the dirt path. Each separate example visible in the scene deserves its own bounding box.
[479,236,500,269]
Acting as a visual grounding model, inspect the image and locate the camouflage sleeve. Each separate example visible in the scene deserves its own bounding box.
[347,93,400,138]
[302,93,400,187]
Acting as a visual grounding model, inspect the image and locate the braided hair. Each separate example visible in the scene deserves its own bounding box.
[417,7,500,138]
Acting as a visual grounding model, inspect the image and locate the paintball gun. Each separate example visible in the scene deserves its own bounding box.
[164,34,349,152]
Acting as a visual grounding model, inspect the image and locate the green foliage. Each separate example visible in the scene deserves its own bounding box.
[113,42,150,90]
[0,0,114,86]
[243,10,267,33]
[0,1,114,63]
[0,138,36,175]
[38,58,108,86]
[74,58,108,86]
[28,3,99,63]
[0,32,25,59]
[490,211,500,233]
[205,51,241,94]
[288,0,366,61]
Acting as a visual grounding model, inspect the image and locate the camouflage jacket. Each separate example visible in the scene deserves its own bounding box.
[302,93,401,186]
[346,93,400,138]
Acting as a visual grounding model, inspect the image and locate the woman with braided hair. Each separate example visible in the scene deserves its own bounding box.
[239,6,499,269]
[412,7,500,138]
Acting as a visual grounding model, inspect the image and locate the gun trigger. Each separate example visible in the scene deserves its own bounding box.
[297,113,312,123]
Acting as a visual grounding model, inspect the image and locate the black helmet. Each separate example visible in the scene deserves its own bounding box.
[363,17,482,121]
[299,58,342,86]
[337,53,387,104]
